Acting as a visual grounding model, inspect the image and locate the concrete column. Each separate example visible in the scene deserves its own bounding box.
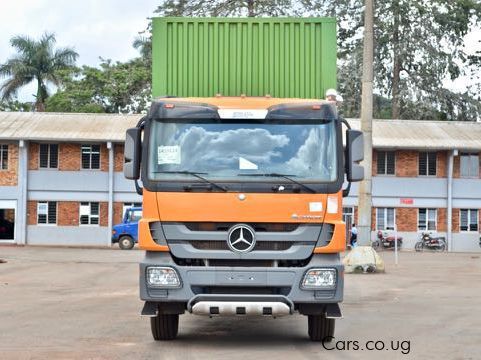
[447,150,455,252]
[107,142,114,247]
[17,140,28,245]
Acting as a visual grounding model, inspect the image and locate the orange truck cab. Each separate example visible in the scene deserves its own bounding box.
[124,96,364,341]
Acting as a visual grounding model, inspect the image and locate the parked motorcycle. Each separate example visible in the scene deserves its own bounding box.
[415,232,446,252]
[372,230,403,250]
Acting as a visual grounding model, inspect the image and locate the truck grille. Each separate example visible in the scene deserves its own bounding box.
[184,222,299,232]
[189,240,293,251]
[191,286,291,296]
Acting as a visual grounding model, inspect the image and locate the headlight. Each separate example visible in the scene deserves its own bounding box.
[301,268,336,289]
[146,267,181,288]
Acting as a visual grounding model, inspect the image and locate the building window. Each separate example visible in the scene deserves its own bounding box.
[123,202,142,218]
[460,209,478,232]
[79,202,99,225]
[418,208,437,231]
[0,144,8,170]
[460,153,479,178]
[39,144,58,169]
[81,145,100,170]
[419,152,436,176]
[37,201,57,225]
[376,208,395,230]
[377,151,395,175]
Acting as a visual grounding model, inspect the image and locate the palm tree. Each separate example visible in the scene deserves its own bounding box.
[0,33,78,111]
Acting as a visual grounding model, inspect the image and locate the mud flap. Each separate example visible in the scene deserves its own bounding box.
[325,303,343,319]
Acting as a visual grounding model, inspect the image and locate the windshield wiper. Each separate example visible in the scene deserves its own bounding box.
[154,171,228,192]
[238,173,316,193]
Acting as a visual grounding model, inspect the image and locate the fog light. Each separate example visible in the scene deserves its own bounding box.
[301,268,336,289]
[146,267,181,288]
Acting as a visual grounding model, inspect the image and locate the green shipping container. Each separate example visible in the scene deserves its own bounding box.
[152,17,337,99]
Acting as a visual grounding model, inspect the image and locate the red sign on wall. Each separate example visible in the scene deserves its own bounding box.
[400,198,414,205]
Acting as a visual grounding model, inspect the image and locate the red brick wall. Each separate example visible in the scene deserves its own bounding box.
[0,143,18,186]
[396,207,418,232]
[452,208,460,233]
[114,144,124,172]
[114,202,124,225]
[58,202,79,226]
[437,151,447,178]
[437,208,447,232]
[29,143,39,170]
[100,202,108,226]
[371,208,376,231]
[396,150,418,177]
[100,144,109,172]
[27,201,37,225]
[371,151,377,177]
[59,144,80,171]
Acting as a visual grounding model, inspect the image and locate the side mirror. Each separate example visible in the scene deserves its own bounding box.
[346,129,364,182]
[124,128,141,180]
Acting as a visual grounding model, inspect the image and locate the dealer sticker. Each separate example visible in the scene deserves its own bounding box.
[158,145,181,164]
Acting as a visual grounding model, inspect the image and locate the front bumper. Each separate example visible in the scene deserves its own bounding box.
[139,251,344,313]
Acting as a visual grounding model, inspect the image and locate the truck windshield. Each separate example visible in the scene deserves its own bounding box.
[148,119,337,183]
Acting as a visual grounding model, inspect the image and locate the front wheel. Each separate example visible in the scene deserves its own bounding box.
[151,314,179,340]
[307,315,335,342]
[118,236,135,250]
[415,241,423,252]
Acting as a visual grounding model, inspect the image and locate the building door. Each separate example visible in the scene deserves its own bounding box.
[343,207,354,246]
[0,200,16,241]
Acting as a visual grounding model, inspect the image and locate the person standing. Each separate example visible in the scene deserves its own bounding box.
[350,224,358,247]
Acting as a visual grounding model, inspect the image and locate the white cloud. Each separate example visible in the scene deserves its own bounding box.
[0,0,157,101]
[176,126,290,171]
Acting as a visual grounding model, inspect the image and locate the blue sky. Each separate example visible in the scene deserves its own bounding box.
[0,0,158,101]
[0,1,479,102]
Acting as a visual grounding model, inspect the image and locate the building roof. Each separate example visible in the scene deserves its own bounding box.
[347,118,481,151]
[1,111,481,150]
[0,112,139,142]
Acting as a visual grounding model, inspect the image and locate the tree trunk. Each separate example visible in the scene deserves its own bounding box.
[357,0,374,245]
[391,0,401,119]
[35,77,45,112]
[247,0,255,17]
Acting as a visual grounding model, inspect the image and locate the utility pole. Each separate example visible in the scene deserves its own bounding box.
[357,0,374,245]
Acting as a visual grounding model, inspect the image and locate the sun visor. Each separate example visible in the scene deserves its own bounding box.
[266,102,338,120]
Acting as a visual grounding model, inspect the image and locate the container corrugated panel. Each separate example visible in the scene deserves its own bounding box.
[152,18,337,99]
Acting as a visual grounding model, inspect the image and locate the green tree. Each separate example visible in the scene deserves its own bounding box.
[154,0,295,17]
[45,58,151,114]
[0,33,78,112]
[0,100,32,112]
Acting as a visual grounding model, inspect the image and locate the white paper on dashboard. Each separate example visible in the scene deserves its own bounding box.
[158,145,181,164]
[239,157,258,170]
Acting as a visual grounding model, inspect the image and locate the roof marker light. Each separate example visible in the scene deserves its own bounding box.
[164,103,175,109]
[312,105,321,110]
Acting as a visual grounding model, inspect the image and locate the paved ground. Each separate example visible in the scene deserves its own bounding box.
[0,245,479,360]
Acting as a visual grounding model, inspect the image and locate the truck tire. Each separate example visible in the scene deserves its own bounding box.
[151,314,179,340]
[118,236,134,250]
[308,315,335,342]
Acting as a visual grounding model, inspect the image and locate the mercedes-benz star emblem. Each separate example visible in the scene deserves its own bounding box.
[227,224,256,253]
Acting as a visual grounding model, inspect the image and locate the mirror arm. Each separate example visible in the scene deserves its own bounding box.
[340,116,352,197]
[133,115,148,195]
[135,180,143,196]
[339,116,351,130]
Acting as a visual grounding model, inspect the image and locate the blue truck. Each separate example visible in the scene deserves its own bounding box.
[111,207,142,250]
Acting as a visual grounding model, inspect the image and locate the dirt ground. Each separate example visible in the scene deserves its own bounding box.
[0,245,479,360]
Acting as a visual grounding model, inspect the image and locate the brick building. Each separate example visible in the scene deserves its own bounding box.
[0,112,480,252]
